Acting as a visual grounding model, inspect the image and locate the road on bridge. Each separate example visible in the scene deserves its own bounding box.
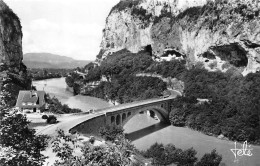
[36,90,181,136]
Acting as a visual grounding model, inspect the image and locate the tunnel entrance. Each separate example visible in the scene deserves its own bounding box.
[145,45,153,56]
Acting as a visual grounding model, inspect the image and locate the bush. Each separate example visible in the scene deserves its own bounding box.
[143,143,222,166]
[169,108,186,127]
[195,149,222,166]
[42,115,48,119]
[89,136,95,144]
[46,115,57,124]
[99,125,124,142]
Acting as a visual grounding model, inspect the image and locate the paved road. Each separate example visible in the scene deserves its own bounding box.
[36,113,102,136]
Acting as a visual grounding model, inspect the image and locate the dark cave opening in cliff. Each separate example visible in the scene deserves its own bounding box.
[145,45,153,56]
[202,51,216,59]
[210,43,248,67]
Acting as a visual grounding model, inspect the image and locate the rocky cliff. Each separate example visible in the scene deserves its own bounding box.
[99,0,260,75]
[0,0,31,106]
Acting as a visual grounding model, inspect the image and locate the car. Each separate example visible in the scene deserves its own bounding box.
[89,109,95,114]
[163,95,170,98]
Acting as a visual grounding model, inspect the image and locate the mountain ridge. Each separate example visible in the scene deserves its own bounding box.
[23,53,91,69]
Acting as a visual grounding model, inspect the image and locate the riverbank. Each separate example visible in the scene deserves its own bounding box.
[33,77,112,112]
[125,114,260,166]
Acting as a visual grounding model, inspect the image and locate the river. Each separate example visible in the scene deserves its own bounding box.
[33,78,260,166]
[33,77,112,111]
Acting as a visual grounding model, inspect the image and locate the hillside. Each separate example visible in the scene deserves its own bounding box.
[65,0,260,150]
[23,53,91,69]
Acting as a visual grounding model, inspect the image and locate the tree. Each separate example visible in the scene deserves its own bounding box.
[177,148,198,166]
[169,108,186,126]
[196,149,222,166]
[0,109,49,166]
[52,129,135,166]
[144,142,164,165]
[143,143,201,166]
[99,125,124,142]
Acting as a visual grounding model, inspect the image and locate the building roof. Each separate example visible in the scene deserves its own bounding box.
[16,90,45,109]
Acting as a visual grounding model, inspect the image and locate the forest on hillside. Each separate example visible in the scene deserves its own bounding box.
[29,68,72,81]
[66,48,260,144]
[66,49,167,103]
[151,61,260,144]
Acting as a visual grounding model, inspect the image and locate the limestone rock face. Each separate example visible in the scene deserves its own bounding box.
[0,1,23,68]
[100,0,260,75]
[100,0,207,57]
[0,0,31,106]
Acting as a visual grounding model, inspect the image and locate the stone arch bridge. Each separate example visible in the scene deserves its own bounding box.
[69,94,180,135]
[105,97,174,126]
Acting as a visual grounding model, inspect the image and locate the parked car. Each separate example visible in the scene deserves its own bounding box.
[89,109,95,114]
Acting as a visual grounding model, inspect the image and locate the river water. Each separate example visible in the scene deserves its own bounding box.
[33,78,260,166]
[33,77,112,111]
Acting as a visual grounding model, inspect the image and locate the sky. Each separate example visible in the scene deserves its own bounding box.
[5,0,120,60]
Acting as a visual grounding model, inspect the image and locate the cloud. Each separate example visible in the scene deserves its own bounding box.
[23,18,103,60]
[5,0,120,60]
[29,18,60,31]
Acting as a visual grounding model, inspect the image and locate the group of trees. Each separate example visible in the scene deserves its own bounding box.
[145,60,187,79]
[66,49,167,104]
[142,142,222,166]
[0,105,49,166]
[99,125,125,142]
[29,68,71,81]
[166,64,260,144]
[43,94,81,114]
[136,56,260,144]
[51,128,136,166]
[87,76,167,104]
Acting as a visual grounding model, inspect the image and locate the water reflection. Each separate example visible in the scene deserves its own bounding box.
[124,114,260,166]
[126,122,169,141]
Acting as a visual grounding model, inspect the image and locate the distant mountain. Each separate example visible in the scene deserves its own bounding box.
[23,53,91,69]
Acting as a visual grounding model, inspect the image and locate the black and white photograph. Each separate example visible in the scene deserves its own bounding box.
[0,0,260,165]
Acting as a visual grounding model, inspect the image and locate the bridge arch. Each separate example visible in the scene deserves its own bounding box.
[120,105,169,127]
[116,114,121,125]
[111,116,115,125]
[122,113,126,123]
